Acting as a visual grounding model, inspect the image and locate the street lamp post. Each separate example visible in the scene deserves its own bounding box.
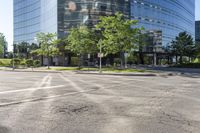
[99,41,102,73]
[96,27,103,73]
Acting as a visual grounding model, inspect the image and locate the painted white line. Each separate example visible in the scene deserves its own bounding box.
[0,85,65,94]
[0,89,96,107]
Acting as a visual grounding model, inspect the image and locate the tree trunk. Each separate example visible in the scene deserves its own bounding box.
[167,56,170,64]
[139,52,144,64]
[68,53,71,66]
[41,55,44,66]
[120,52,125,69]
[47,55,50,69]
[176,55,178,64]
[180,55,183,64]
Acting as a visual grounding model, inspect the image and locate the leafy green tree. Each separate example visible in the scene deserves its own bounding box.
[96,13,143,67]
[67,25,98,54]
[66,25,98,66]
[0,33,7,58]
[170,32,194,64]
[137,32,152,64]
[14,42,29,58]
[55,39,71,66]
[33,32,59,69]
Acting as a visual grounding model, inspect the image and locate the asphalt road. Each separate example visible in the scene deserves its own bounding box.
[0,71,200,133]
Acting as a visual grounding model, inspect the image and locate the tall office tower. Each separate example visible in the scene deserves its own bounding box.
[14,0,195,46]
[14,0,130,43]
[131,0,195,48]
[14,0,41,44]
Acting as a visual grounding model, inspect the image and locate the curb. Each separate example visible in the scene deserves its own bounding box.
[75,71,157,76]
[0,69,61,73]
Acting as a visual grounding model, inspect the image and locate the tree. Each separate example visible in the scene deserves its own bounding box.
[33,32,59,69]
[14,42,29,58]
[66,25,98,66]
[170,32,194,64]
[56,39,71,66]
[67,25,98,54]
[137,32,152,64]
[0,33,7,58]
[96,13,143,67]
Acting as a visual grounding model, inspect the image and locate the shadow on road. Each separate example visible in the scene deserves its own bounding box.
[0,125,10,133]
[140,66,200,78]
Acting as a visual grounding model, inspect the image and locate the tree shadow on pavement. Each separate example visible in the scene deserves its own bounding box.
[0,125,10,133]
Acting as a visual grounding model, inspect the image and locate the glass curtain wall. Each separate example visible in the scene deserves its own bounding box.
[14,0,41,44]
[131,0,195,47]
[57,0,130,38]
[195,21,200,42]
[40,0,57,34]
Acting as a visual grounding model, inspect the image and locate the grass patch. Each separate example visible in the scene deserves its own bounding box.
[49,67,149,73]
[49,67,98,71]
[103,68,147,73]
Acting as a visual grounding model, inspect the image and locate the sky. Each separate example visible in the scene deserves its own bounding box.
[0,0,200,51]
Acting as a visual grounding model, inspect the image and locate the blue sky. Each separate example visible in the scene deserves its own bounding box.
[0,0,200,51]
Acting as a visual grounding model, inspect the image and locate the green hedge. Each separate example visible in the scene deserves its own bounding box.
[0,59,11,66]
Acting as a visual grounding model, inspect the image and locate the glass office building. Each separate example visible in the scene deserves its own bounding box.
[131,0,195,47]
[57,0,130,37]
[14,0,130,43]
[14,0,41,44]
[195,21,200,42]
[14,0,195,46]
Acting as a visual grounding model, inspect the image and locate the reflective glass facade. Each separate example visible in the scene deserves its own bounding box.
[14,0,41,43]
[14,0,129,42]
[40,0,57,34]
[131,0,195,46]
[57,0,130,37]
[14,0,195,46]
[195,21,200,42]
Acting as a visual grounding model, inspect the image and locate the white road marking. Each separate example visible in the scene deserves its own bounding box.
[0,88,96,107]
[0,85,65,94]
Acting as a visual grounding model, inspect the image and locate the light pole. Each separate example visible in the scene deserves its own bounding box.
[96,27,103,73]
[99,41,102,73]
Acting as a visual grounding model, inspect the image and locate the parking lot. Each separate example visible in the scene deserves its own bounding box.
[0,71,200,133]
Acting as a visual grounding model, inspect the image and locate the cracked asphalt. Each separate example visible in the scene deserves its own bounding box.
[0,71,200,133]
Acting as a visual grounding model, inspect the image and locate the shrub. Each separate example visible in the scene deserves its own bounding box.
[0,59,11,66]
[26,59,34,67]
[70,57,78,66]
[114,58,121,64]
[33,60,41,67]
[10,58,21,66]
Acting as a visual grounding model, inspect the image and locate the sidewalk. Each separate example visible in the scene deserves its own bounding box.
[0,67,61,73]
[0,66,182,77]
[0,66,159,76]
